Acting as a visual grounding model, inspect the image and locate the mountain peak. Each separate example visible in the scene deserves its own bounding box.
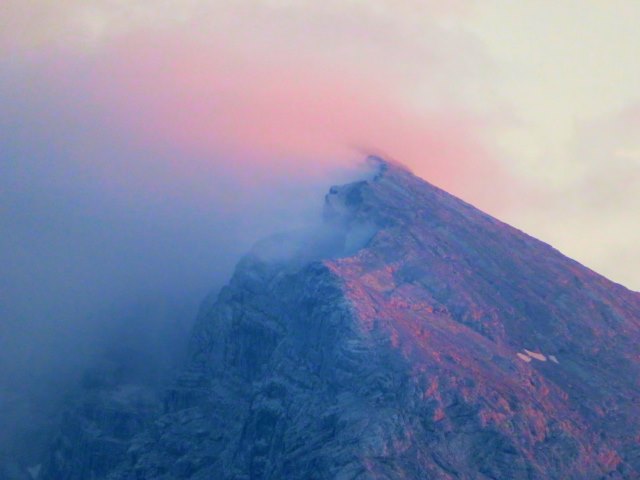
[41,157,640,480]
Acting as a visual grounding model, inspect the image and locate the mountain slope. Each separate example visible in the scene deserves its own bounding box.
[42,158,640,479]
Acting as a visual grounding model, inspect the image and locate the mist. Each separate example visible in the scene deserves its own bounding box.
[0,24,498,453]
[0,9,515,467]
[0,59,374,470]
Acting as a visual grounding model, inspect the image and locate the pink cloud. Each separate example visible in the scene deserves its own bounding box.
[65,32,507,202]
[26,25,515,212]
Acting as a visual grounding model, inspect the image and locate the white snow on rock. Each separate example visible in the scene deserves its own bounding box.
[516,350,558,364]
[516,352,532,363]
[524,349,547,362]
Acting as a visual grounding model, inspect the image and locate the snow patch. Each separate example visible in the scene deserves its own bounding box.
[524,349,547,362]
[516,349,559,364]
[516,352,532,363]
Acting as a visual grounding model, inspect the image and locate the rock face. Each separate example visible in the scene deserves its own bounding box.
[41,158,640,479]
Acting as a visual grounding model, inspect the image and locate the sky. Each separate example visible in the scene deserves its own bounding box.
[3,0,638,290]
[2,2,640,355]
[1,1,639,462]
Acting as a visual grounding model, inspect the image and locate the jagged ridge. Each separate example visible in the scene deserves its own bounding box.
[41,158,640,480]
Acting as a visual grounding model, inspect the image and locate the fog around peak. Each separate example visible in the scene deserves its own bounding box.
[0,83,373,463]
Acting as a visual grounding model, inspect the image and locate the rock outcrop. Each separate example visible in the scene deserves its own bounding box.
[41,158,640,479]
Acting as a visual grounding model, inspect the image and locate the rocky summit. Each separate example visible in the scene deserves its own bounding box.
[40,158,640,479]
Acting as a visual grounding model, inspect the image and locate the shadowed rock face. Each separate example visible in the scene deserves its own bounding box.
[41,158,640,479]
